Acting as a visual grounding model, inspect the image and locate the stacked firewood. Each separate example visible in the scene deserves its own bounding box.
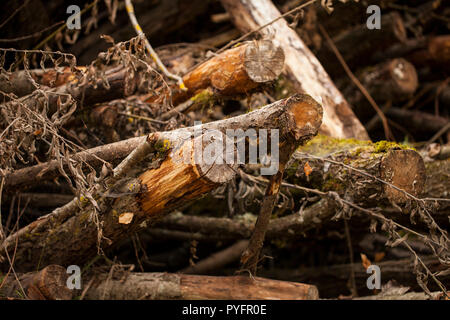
[0,0,448,300]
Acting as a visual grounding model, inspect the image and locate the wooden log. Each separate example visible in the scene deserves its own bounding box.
[2,65,138,119]
[358,59,418,103]
[317,12,407,77]
[0,265,72,300]
[348,58,418,122]
[71,0,211,64]
[3,136,145,191]
[152,198,336,241]
[83,273,319,300]
[0,93,322,271]
[407,35,450,72]
[260,256,446,298]
[0,67,86,100]
[220,0,368,140]
[290,135,426,205]
[144,39,285,104]
[385,108,449,134]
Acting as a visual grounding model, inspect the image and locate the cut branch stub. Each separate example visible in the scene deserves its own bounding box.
[380,149,426,203]
[171,39,284,103]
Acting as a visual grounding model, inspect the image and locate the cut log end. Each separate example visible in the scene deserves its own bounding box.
[286,94,323,141]
[35,265,73,300]
[244,40,285,83]
[388,58,418,96]
[380,149,426,203]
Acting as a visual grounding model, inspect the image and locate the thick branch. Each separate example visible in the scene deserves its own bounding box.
[0,94,322,271]
[83,273,319,300]
[220,0,368,140]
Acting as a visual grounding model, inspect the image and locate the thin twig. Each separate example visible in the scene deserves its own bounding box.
[125,0,186,90]
[318,24,393,141]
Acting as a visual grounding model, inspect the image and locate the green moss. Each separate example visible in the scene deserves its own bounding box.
[298,134,371,157]
[190,88,214,105]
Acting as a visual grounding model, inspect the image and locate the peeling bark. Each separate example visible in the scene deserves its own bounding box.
[0,94,322,271]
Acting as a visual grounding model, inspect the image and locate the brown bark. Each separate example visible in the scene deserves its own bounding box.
[317,12,407,77]
[3,136,145,191]
[181,240,249,274]
[359,59,418,103]
[0,265,72,300]
[220,0,368,140]
[385,108,449,134]
[0,66,86,100]
[83,273,319,300]
[0,94,322,271]
[289,135,427,205]
[144,39,285,104]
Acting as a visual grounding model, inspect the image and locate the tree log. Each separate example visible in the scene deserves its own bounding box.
[144,39,285,104]
[290,135,426,205]
[83,273,319,300]
[3,65,137,118]
[0,93,322,271]
[317,12,407,77]
[220,0,368,140]
[383,108,449,135]
[0,265,72,300]
[0,67,85,100]
[260,256,446,298]
[358,58,418,103]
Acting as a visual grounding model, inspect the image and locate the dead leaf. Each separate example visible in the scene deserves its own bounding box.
[304,161,313,177]
[360,253,372,270]
[118,212,134,224]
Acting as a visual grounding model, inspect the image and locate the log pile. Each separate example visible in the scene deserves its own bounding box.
[0,0,448,300]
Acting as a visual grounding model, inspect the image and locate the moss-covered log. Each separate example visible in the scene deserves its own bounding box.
[289,135,426,205]
[0,94,322,271]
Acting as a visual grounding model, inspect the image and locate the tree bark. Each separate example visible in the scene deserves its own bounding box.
[83,273,319,300]
[290,135,427,205]
[0,93,322,271]
[317,12,407,77]
[144,39,285,104]
[220,0,368,140]
[0,265,72,300]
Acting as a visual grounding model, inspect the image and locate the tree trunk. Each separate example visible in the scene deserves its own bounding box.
[220,0,368,140]
[0,93,322,271]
